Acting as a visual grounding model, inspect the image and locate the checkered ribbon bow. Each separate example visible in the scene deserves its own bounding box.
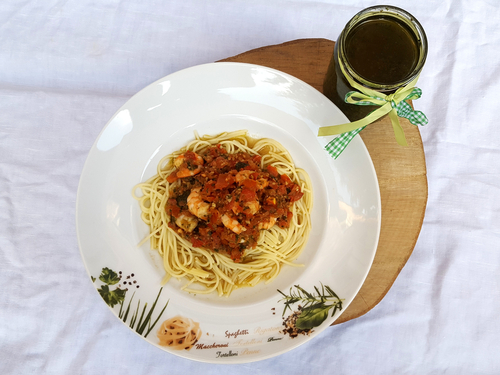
[318,70,428,159]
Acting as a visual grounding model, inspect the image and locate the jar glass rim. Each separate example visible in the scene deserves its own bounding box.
[337,5,428,91]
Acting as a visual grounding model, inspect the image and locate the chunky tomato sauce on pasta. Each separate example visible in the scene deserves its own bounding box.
[165,145,304,262]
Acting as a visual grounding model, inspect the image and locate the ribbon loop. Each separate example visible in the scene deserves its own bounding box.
[319,61,428,159]
[345,91,384,106]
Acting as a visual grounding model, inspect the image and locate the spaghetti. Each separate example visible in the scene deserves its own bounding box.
[133,130,312,296]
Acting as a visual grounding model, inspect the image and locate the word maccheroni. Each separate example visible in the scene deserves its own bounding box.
[196,343,229,350]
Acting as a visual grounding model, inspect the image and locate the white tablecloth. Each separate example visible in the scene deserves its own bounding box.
[1,1,499,373]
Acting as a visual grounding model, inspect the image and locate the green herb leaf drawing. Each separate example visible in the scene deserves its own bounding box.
[99,267,120,285]
[118,288,169,338]
[93,267,169,338]
[295,304,330,329]
[98,284,126,308]
[278,283,343,330]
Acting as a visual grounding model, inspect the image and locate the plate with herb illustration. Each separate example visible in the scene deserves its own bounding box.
[76,63,381,363]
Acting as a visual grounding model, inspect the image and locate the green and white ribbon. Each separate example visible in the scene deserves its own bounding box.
[319,58,428,159]
[325,126,366,159]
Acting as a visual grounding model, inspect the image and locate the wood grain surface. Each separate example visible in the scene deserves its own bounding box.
[219,38,428,324]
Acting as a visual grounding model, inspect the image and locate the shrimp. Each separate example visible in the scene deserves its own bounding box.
[242,200,260,216]
[230,196,260,216]
[257,216,277,230]
[175,212,198,232]
[174,151,204,178]
[221,214,246,234]
[235,170,253,183]
[235,170,268,190]
[187,188,210,220]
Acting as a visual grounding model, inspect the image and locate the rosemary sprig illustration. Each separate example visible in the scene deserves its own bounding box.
[278,284,343,330]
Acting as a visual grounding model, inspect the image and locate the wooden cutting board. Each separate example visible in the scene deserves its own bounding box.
[219,38,428,325]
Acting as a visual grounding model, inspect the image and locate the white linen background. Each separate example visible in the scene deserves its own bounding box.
[1,0,498,374]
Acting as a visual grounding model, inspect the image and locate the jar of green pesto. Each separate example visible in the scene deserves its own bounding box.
[323,6,428,121]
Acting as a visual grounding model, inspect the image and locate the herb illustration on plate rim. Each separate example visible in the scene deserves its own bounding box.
[92,267,169,338]
[277,283,343,334]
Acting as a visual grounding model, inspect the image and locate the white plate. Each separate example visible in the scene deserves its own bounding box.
[76,62,381,363]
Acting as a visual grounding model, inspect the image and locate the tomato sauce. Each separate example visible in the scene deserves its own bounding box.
[165,145,304,262]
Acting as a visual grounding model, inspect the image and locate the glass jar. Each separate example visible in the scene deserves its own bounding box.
[323,6,428,121]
